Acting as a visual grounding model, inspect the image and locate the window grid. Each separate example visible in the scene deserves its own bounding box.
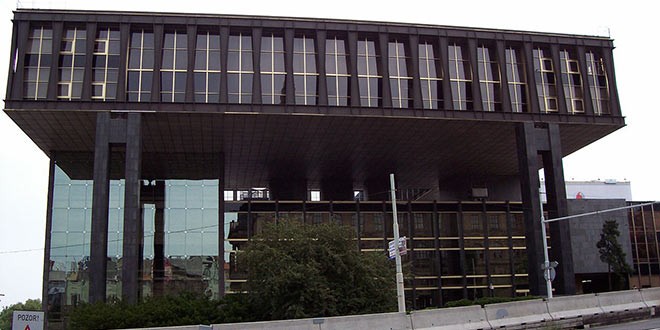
[293,35,318,105]
[357,38,381,107]
[227,33,254,104]
[92,27,120,101]
[505,47,528,113]
[586,52,611,115]
[127,30,154,102]
[260,34,286,105]
[533,47,558,112]
[58,27,86,100]
[325,36,350,106]
[24,26,52,100]
[419,41,443,110]
[388,40,412,108]
[194,31,221,103]
[161,30,187,103]
[448,43,473,110]
[477,45,501,112]
[560,50,584,113]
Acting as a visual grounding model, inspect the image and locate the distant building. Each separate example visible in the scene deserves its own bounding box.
[541,179,632,201]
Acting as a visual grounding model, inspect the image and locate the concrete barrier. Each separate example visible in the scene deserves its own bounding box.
[124,326,210,330]
[320,312,412,330]
[597,289,647,313]
[546,293,604,319]
[213,312,411,330]
[484,299,552,328]
[641,287,660,309]
[410,305,490,330]
[213,318,310,330]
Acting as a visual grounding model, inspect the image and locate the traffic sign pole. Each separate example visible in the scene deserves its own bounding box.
[390,174,406,313]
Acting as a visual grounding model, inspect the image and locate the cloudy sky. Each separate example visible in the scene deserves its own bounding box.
[1,0,658,308]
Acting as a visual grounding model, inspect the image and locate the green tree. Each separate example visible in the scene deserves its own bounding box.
[0,299,41,330]
[597,219,633,291]
[241,220,397,321]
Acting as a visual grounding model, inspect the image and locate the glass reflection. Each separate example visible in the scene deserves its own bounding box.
[228,33,254,103]
[586,51,610,115]
[357,38,380,107]
[505,47,528,113]
[326,36,350,106]
[448,43,473,110]
[559,49,584,113]
[293,34,318,105]
[24,25,52,100]
[260,34,286,104]
[419,41,443,109]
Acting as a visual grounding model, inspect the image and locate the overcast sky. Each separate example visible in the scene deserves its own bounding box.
[1,0,658,308]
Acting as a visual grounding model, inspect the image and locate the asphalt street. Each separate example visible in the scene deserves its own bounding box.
[593,318,660,330]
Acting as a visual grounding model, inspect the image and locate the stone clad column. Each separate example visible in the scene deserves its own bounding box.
[516,122,575,296]
[122,113,143,304]
[89,113,111,304]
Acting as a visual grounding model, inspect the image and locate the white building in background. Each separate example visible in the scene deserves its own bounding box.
[541,179,632,202]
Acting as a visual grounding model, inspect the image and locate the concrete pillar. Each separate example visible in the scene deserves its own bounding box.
[516,122,575,296]
[89,113,111,304]
[516,122,547,297]
[542,124,575,295]
[121,113,143,304]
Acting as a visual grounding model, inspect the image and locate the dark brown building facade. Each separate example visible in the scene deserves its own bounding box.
[3,9,624,325]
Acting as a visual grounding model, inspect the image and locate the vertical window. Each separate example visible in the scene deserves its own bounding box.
[24,25,52,100]
[127,29,154,102]
[58,27,86,100]
[161,30,187,102]
[477,45,501,112]
[560,50,584,113]
[586,51,610,115]
[388,40,411,108]
[194,30,221,103]
[505,47,528,113]
[293,34,317,105]
[325,36,350,106]
[92,27,120,101]
[418,40,443,109]
[227,32,253,104]
[533,47,558,112]
[357,38,381,107]
[260,33,286,104]
[448,43,473,110]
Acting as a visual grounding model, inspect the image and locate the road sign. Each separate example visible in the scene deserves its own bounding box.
[12,311,44,330]
[541,261,558,281]
[544,267,556,281]
[388,236,407,259]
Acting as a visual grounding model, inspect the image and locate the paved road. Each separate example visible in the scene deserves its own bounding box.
[593,318,660,330]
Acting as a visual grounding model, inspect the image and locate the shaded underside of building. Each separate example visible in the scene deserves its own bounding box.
[3,8,626,326]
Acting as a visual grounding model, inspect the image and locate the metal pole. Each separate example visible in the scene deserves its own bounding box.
[540,201,658,299]
[390,173,406,313]
[543,202,657,223]
[539,188,553,298]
